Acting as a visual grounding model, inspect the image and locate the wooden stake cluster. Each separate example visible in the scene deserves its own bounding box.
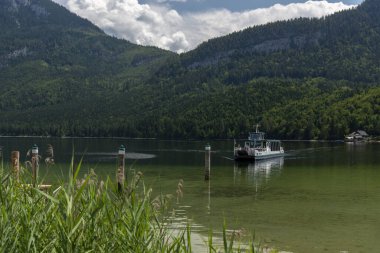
[6,144,129,192]
[117,145,126,193]
[9,145,49,190]
[205,144,211,181]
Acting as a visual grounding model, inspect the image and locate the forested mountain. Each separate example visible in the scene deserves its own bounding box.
[0,0,379,139]
[144,0,380,139]
[0,0,172,110]
[168,0,380,83]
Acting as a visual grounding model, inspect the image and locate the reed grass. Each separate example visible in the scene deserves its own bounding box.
[0,158,275,253]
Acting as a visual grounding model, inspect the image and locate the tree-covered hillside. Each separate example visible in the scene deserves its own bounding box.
[0,0,172,110]
[143,0,380,139]
[167,0,380,83]
[0,0,379,139]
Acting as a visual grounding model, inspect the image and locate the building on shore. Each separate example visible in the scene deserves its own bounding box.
[345,130,370,142]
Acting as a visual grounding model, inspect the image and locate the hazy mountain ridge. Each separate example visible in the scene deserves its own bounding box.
[0,0,100,30]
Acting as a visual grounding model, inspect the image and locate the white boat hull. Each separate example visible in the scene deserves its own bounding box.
[234,150,284,161]
[253,150,285,160]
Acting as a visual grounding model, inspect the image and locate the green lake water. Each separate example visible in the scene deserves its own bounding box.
[0,137,379,252]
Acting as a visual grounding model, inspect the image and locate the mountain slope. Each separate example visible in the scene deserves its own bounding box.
[139,0,380,139]
[158,0,380,84]
[0,0,172,111]
[0,0,379,139]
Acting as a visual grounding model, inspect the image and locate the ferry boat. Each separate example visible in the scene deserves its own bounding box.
[234,126,284,161]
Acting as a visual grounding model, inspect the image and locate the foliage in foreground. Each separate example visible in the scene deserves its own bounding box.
[0,162,272,253]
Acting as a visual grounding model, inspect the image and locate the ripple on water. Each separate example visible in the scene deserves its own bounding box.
[78,152,156,161]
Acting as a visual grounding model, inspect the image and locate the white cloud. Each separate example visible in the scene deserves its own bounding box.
[156,0,187,3]
[52,0,356,53]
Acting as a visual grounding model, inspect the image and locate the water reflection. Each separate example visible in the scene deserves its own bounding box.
[233,157,284,187]
[79,152,156,162]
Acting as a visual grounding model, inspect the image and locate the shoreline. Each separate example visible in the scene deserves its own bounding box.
[0,135,379,143]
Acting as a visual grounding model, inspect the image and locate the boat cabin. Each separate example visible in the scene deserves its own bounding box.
[249,131,265,141]
[243,139,282,151]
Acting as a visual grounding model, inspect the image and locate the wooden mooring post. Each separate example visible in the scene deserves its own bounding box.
[117,145,126,193]
[8,145,51,191]
[207,180,211,214]
[31,144,39,187]
[205,144,211,181]
[0,146,3,169]
[11,151,20,181]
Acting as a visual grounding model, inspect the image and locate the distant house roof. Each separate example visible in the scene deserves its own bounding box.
[357,130,369,137]
[347,130,369,138]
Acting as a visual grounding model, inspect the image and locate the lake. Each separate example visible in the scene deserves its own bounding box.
[0,137,379,252]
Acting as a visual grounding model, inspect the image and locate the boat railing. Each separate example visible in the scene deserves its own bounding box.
[255,148,267,152]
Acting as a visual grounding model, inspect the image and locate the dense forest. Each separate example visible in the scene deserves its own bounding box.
[0,0,172,110]
[0,0,379,139]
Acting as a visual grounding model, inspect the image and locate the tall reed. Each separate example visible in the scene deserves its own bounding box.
[0,158,272,253]
[0,159,191,252]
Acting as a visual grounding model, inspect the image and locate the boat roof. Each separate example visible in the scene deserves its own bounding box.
[248,131,265,141]
[244,138,281,142]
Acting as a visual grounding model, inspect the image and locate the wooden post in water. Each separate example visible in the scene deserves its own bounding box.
[207,180,211,214]
[11,151,20,181]
[117,145,126,193]
[31,144,39,187]
[205,144,211,181]
[0,146,3,170]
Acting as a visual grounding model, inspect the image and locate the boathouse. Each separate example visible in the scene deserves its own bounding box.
[345,130,369,141]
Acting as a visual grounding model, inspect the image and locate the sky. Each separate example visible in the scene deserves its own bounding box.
[52,0,364,53]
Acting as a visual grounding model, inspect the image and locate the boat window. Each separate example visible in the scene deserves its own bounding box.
[268,141,281,151]
[274,141,280,151]
[249,132,265,140]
